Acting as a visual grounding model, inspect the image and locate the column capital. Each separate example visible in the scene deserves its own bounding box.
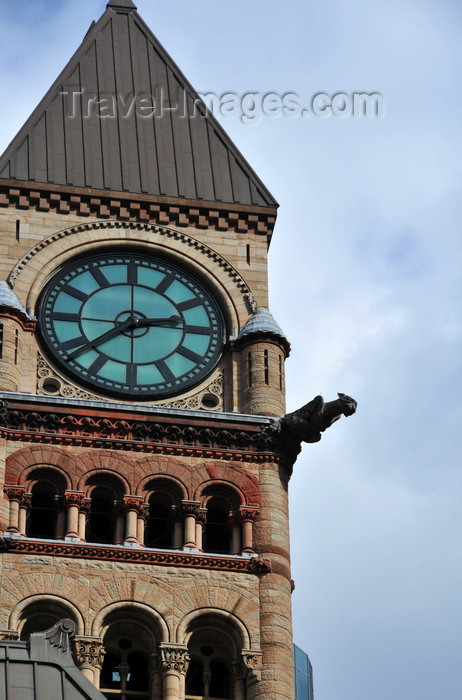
[3,485,26,502]
[64,491,85,508]
[238,506,260,522]
[73,636,105,670]
[180,500,201,517]
[157,643,190,674]
[122,495,144,513]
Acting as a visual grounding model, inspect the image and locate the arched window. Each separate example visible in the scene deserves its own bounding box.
[18,600,77,641]
[209,659,230,698]
[143,478,183,550]
[27,481,58,539]
[145,493,172,549]
[185,621,238,700]
[86,487,116,544]
[185,659,204,696]
[201,485,241,555]
[202,497,230,554]
[99,608,159,700]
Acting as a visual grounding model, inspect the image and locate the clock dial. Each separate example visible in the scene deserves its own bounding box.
[38,252,225,398]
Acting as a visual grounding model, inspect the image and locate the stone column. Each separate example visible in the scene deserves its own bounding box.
[241,651,263,700]
[3,485,26,533]
[157,643,189,700]
[181,500,201,549]
[55,496,66,539]
[18,493,32,536]
[172,507,183,550]
[64,492,85,539]
[73,636,105,686]
[195,508,207,551]
[239,507,260,554]
[123,496,144,545]
[229,513,241,555]
[137,502,150,546]
[114,503,125,545]
[78,498,91,540]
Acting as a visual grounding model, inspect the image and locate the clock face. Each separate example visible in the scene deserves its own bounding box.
[38,252,225,398]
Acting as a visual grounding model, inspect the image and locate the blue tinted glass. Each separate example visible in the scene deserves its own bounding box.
[165,279,195,303]
[295,646,308,673]
[82,286,131,319]
[81,319,114,341]
[182,333,210,355]
[137,267,165,288]
[72,270,100,294]
[74,348,99,369]
[54,292,82,314]
[183,305,209,326]
[137,363,165,385]
[133,288,176,317]
[133,327,182,363]
[102,265,127,284]
[166,352,196,377]
[54,321,81,342]
[295,669,309,700]
[98,359,126,383]
[98,335,131,362]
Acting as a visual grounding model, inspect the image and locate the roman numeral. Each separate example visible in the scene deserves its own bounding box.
[51,312,81,322]
[90,267,110,288]
[177,346,203,364]
[126,364,137,386]
[177,298,203,311]
[184,324,211,335]
[62,285,89,302]
[61,335,87,350]
[127,262,138,284]
[88,354,108,375]
[154,273,175,294]
[154,359,176,383]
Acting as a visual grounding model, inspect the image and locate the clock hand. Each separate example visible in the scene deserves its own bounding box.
[66,315,182,360]
[67,316,136,359]
[136,315,182,328]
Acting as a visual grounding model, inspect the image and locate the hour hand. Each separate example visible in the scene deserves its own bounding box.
[66,316,135,359]
[137,315,182,328]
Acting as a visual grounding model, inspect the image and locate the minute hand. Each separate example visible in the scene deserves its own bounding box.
[67,315,182,360]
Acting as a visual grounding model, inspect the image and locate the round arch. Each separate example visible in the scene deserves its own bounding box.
[176,607,251,649]
[8,221,255,334]
[91,600,169,643]
[9,594,85,636]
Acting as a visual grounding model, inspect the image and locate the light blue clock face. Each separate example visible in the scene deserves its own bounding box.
[38,252,225,398]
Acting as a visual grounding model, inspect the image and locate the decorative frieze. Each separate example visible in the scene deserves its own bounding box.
[0,183,276,237]
[0,536,272,574]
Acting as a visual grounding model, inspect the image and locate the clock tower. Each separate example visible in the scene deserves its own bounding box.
[0,2,294,699]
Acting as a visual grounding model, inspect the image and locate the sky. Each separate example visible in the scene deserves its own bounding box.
[0,1,461,699]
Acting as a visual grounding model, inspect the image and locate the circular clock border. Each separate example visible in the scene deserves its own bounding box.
[37,251,226,399]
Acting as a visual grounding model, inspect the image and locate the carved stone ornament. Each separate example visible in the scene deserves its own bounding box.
[264,392,357,458]
[74,637,106,669]
[37,351,224,411]
[157,644,190,674]
[45,618,76,653]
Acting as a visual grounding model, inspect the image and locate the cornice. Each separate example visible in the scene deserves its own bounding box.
[0,180,276,238]
[0,536,272,575]
[0,394,296,470]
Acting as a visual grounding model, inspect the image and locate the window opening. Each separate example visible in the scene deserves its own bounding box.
[247,352,252,387]
[14,328,19,364]
[264,349,269,385]
[203,498,230,554]
[27,481,57,539]
[145,494,172,548]
[86,487,115,544]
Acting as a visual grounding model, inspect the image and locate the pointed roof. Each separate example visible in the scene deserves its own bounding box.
[0,1,277,208]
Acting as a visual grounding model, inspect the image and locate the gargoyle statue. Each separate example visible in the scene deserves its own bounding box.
[270,393,357,444]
